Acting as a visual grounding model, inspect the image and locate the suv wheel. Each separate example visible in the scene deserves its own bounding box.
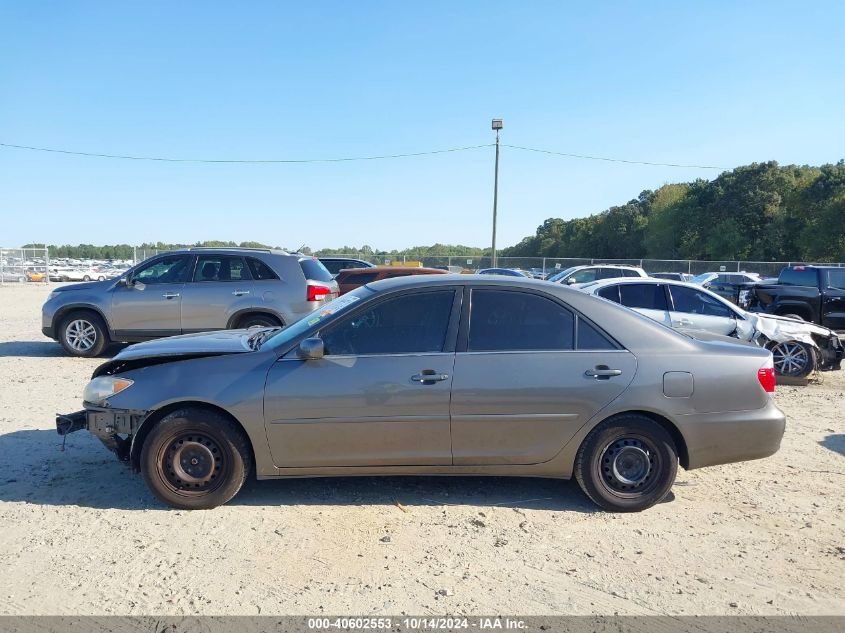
[238,314,281,329]
[140,408,252,510]
[575,414,678,512]
[59,311,109,357]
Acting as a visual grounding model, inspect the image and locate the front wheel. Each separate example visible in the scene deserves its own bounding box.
[575,414,678,512]
[770,340,815,377]
[140,408,252,510]
[59,311,109,357]
[238,314,281,329]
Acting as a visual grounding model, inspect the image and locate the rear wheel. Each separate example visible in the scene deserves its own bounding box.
[770,341,815,377]
[575,414,678,512]
[237,313,281,329]
[59,310,109,357]
[140,408,252,510]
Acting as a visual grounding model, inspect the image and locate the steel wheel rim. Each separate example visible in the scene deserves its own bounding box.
[598,435,661,497]
[159,432,227,496]
[772,342,809,376]
[66,319,97,351]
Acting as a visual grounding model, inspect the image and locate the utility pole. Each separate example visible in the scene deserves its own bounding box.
[491,118,503,268]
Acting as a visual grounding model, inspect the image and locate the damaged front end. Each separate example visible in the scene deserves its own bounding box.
[750,314,843,374]
[56,406,146,462]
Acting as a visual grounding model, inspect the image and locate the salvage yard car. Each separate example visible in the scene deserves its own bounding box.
[580,278,843,378]
[746,265,845,329]
[42,247,338,357]
[57,275,785,512]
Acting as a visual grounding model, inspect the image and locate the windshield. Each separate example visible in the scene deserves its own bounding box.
[546,266,578,283]
[261,286,374,350]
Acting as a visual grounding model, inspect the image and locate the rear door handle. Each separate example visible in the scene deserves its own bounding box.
[232,289,251,296]
[411,370,449,383]
[585,367,622,379]
[162,292,180,299]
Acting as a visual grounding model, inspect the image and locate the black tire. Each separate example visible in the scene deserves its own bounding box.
[83,275,91,281]
[58,310,109,357]
[237,313,281,329]
[770,340,815,378]
[140,408,252,510]
[575,414,678,512]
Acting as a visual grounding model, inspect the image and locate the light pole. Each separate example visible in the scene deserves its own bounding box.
[490,118,503,268]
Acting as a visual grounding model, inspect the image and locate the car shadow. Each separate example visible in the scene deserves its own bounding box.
[819,434,845,457]
[0,341,129,358]
[0,341,66,357]
[0,429,609,513]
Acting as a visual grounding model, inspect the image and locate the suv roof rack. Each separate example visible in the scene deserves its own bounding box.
[171,247,291,255]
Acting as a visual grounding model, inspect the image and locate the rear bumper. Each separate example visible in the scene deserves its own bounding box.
[679,400,786,470]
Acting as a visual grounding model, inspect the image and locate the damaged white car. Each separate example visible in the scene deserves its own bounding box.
[578,278,843,378]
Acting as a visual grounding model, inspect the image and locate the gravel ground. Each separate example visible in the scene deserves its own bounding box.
[0,282,843,616]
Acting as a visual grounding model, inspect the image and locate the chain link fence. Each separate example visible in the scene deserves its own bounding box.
[321,254,845,278]
[0,247,50,285]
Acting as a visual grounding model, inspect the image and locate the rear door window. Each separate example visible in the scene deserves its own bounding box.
[192,256,250,282]
[468,290,574,351]
[827,269,845,289]
[299,258,334,282]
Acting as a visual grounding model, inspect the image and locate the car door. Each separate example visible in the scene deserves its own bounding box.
[109,254,192,337]
[449,287,637,465]
[666,284,738,336]
[263,287,460,468]
[822,269,845,330]
[596,282,672,326]
[180,255,256,332]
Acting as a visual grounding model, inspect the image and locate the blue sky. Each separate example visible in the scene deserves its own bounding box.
[1,1,843,250]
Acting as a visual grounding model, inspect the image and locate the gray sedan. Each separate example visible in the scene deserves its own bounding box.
[57,276,785,512]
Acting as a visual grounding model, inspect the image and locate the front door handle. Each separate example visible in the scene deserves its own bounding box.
[232,289,251,296]
[411,370,449,383]
[162,292,180,299]
[585,367,622,379]
[672,318,693,327]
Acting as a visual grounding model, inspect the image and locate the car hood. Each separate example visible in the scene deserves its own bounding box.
[115,329,256,361]
[92,329,260,377]
[749,313,836,347]
[50,279,114,292]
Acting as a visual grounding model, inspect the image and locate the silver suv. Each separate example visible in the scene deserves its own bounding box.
[42,248,338,357]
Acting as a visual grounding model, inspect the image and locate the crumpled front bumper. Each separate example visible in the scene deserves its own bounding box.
[56,407,147,461]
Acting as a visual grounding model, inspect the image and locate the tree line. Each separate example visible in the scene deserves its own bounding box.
[502,160,845,262]
[23,160,844,263]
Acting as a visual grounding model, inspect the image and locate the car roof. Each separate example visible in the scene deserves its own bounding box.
[167,247,291,256]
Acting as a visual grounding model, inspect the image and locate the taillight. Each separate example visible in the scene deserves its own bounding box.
[307,285,332,302]
[757,358,776,393]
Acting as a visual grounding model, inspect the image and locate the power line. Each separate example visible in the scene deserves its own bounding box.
[0,141,494,163]
[0,139,728,169]
[502,143,728,170]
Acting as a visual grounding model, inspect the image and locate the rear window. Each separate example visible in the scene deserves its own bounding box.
[247,257,279,281]
[299,258,334,282]
[778,267,818,286]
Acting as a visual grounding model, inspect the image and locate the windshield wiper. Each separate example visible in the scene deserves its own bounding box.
[246,327,280,350]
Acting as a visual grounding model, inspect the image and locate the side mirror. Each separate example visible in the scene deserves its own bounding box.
[565,277,577,285]
[297,337,324,360]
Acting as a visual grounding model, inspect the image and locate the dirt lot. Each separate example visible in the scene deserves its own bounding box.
[0,282,842,616]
